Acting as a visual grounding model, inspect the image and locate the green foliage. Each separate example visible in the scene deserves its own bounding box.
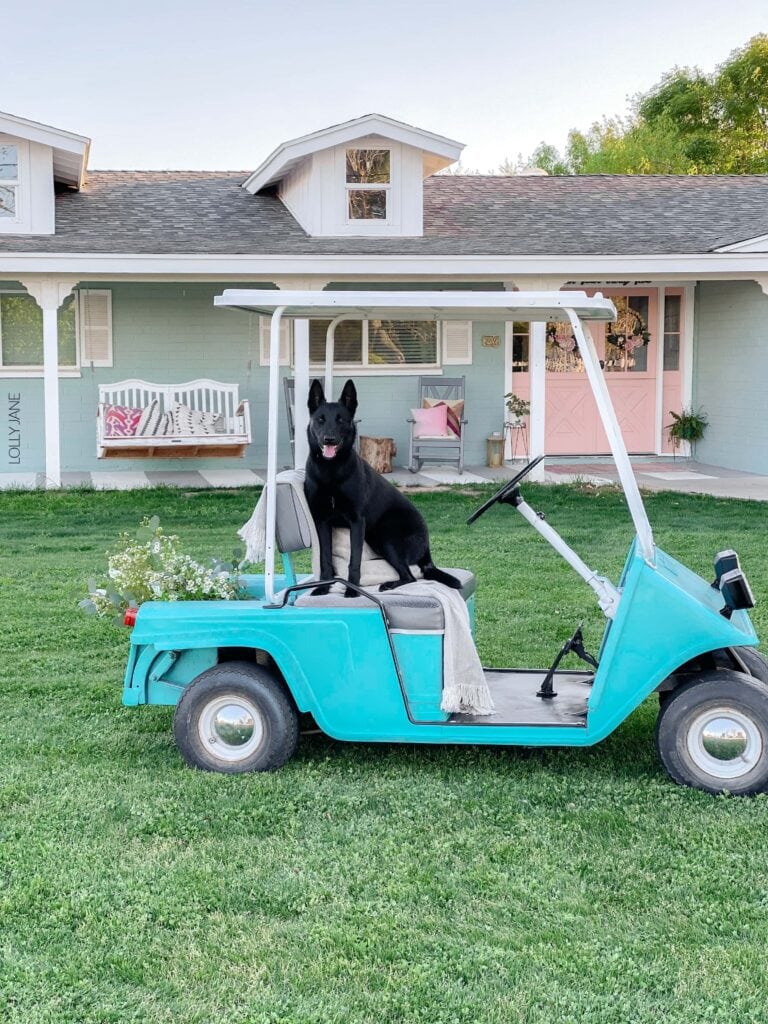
[522,35,768,175]
[504,392,530,419]
[668,407,709,443]
[80,515,243,619]
[3,485,768,1022]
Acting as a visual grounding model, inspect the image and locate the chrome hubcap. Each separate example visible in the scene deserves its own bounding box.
[198,694,264,762]
[687,705,762,780]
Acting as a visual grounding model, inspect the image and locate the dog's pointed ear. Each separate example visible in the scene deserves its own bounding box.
[308,379,325,414]
[339,379,358,417]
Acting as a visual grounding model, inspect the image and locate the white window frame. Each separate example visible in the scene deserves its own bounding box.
[0,289,81,376]
[0,137,29,232]
[344,147,392,226]
[0,142,19,223]
[305,319,456,375]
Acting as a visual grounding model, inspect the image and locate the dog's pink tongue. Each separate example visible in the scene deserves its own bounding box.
[322,443,337,459]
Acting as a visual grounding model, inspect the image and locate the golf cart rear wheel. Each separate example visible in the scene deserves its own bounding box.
[173,661,298,774]
[655,670,768,795]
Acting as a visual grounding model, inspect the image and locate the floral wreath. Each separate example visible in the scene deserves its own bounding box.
[607,299,651,352]
[546,322,578,353]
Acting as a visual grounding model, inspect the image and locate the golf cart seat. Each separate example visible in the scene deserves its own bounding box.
[273,471,475,630]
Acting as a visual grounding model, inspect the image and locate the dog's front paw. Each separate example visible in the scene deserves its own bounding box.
[378,579,405,592]
[311,583,332,597]
[343,586,359,598]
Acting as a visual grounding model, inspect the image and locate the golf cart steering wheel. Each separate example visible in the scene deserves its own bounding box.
[466,455,545,525]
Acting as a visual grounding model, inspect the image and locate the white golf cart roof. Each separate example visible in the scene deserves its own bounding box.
[214,289,653,601]
[214,289,618,322]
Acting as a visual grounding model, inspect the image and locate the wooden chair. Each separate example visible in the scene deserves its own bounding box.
[408,376,467,474]
[284,376,297,462]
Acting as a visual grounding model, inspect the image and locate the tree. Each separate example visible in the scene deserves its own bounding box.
[515,34,768,175]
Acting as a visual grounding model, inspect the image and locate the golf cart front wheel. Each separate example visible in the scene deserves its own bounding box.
[655,670,768,795]
[173,661,298,774]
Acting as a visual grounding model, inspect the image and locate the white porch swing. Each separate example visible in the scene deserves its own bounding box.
[96,378,251,458]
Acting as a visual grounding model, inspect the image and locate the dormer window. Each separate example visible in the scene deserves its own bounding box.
[345,148,390,220]
[0,144,18,218]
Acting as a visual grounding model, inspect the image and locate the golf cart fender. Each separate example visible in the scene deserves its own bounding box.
[125,629,320,716]
[585,545,758,744]
[122,600,405,735]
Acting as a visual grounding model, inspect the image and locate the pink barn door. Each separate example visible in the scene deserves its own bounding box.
[544,289,659,455]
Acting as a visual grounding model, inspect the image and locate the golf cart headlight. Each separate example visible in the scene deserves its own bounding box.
[719,567,755,619]
[713,549,740,588]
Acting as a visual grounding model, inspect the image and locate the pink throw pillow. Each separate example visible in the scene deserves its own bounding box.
[411,404,448,438]
[104,404,143,437]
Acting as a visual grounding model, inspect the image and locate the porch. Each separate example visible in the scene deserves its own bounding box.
[3,277,768,485]
[4,457,767,501]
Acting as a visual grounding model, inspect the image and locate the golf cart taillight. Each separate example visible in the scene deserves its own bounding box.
[123,607,138,627]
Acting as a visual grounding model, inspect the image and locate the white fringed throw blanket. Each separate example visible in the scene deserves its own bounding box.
[238,472,494,716]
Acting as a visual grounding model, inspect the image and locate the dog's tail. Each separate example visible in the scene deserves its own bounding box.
[418,552,463,589]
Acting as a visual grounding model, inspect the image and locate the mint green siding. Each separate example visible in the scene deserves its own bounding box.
[694,281,768,474]
[1,282,507,474]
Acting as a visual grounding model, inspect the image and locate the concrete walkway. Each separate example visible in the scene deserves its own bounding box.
[3,456,768,499]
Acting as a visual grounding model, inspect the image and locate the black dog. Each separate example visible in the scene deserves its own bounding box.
[304,379,462,596]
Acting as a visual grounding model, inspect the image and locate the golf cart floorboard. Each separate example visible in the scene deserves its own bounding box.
[452,670,593,727]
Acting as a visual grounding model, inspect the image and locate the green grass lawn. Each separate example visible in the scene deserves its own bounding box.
[2,483,768,1024]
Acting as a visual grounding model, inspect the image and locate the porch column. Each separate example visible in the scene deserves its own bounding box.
[293,320,310,468]
[529,322,547,481]
[275,277,330,471]
[19,275,79,488]
[504,277,567,483]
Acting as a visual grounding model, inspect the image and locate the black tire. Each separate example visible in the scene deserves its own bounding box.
[726,647,768,683]
[173,661,298,774]
[655,669,768,795]
[659,647,768,704]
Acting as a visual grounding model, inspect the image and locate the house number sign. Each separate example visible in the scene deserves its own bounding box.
[481,335,500,348]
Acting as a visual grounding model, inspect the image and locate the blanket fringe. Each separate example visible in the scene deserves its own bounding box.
[238,492,267,564]
[440,677,495,716]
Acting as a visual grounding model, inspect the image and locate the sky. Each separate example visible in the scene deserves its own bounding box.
[3,0,767,172]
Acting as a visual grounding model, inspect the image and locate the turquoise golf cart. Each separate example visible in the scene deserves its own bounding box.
[121,291,768,794]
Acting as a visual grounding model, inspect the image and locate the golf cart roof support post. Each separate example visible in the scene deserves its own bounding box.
[265,305,287,604]
[514,496,620,618]
[324,315,346,397]
[294,318,310,469]
[565,308,655,564]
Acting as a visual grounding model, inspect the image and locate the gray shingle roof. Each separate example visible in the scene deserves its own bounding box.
[1,170,768,255]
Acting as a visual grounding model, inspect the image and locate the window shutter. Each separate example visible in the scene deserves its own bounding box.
[78,290,113,366]
[442,320,473,365]
[260,316,291,366]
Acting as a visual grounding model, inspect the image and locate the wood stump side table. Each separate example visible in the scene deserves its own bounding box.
[360,436,397,473]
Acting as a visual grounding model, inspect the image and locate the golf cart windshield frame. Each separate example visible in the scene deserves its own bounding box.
[213,289,654,602]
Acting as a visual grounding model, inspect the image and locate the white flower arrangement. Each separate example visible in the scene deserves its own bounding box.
[80,516,243,619]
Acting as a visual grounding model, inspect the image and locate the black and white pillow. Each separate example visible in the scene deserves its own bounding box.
[136,400,162,437]
[171,402,220,436]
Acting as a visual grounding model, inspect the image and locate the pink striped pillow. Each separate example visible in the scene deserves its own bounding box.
[104,404,142,437]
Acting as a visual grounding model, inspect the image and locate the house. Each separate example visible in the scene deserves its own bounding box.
[2,108,768,488]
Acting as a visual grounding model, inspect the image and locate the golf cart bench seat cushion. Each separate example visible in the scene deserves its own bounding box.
[275,478,315,553]
[293,569,475,631]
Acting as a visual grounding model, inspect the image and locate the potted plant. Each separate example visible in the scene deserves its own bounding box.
[668,407,708,454]
[505,392,530,425]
